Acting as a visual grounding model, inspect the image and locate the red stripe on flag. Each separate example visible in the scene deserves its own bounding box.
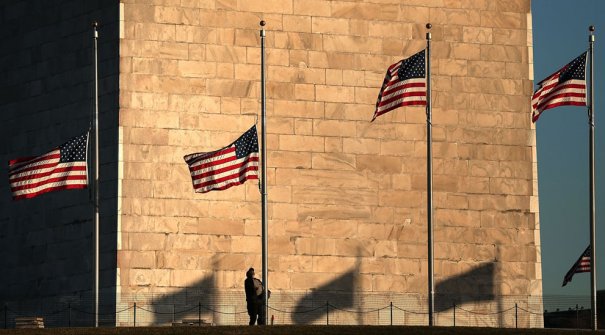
[9,165,87,184]
[192,156,259,181]
[10,170,87,192]
[12,184,87,200]
[196,166,259,189]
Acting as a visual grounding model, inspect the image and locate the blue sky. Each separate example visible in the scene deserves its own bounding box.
[532,0,605,298]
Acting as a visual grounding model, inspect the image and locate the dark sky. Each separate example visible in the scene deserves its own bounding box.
[532,0,605,297]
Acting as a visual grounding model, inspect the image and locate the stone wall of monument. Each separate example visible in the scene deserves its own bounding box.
[0,0,541,328]
[0,0,120,325]
[115,0,540,327]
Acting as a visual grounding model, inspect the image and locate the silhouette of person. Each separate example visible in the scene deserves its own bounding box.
[245,267,269,325]
[244,268,260,325]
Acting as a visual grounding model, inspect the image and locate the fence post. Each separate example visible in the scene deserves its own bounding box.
[326,301,329,325]
[515,303,517,328]
[453,303,456,327]
[173,304,175,324]
[133,302,136,327]
[198,302,201,326]
[68,303,71,327]
[390,302,393,326]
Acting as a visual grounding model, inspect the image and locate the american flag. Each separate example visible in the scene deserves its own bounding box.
[562,245,591,287]
[532,52,587,122]
[184,125,259,193]
[372,49,426,122]
[9,133,89,200]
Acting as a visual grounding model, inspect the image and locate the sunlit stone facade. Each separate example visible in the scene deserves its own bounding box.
[0,0,540,327]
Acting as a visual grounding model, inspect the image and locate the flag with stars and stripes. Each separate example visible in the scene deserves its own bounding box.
[9,133,89,200]
[372,49,426,122]
[562,245,591,287]
[184,125,259,193]
[532,51,587,122]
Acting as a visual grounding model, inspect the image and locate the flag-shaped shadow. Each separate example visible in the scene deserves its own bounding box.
[151,274,215,325]
[434,262,495,312]
[292,268,357,324]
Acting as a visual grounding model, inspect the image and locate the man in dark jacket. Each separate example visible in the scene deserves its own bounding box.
[244,268,259,325]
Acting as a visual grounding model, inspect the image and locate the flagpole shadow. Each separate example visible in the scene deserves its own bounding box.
[150,260,216,325]
[292,256,360,325]
[435,262,496,313]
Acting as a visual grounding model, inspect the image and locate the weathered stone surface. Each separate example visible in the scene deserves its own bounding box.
[0,0,539,327]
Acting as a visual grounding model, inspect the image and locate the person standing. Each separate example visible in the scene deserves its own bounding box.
[244,268,259,325]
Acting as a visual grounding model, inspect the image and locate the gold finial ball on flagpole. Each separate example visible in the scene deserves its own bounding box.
[260,20,266,27]
[92,21,99,28]
[589,25,595,32]
[426,23,432,30]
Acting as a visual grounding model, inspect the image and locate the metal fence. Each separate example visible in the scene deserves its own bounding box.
[0,292,598,329]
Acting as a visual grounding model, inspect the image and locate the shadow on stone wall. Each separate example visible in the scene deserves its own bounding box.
[148,255,224,325]
[292,263,359,324]
[435,262,496,312]
[150,273,215,325]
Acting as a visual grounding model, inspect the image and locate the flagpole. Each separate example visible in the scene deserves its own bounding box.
[92,21,100,328]
[588,25,597,331]
[425,23,434,327]
[259,20,269,324]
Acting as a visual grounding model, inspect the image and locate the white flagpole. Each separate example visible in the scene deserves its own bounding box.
[588,25,597,331]
[91,21,100,328]
[259,20,269,324]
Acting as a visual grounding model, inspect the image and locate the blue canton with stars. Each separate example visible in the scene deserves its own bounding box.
[397,50,425,81]
[59,133,88,163]
[559,51,586,83]
[234,125,258,159]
